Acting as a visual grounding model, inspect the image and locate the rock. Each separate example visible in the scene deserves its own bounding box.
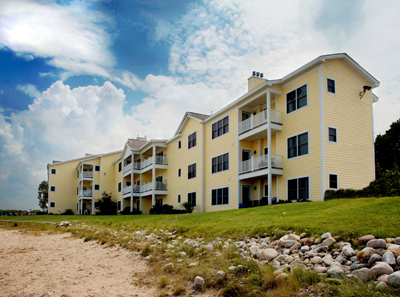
[357,247,376,262]
[228,266,236,271]
[300,245,310,253]
[144,255,152,261]
[327,266,344,278]
[335,255,347,264]
[275,255,285,263]
[366,239,386,249]
[178,251,187,257]
[382,251,396,266]
[322,237,336,247]
[288,234,301,241]
[259,248,278,261]
[299,233,307,239]
[394,237,400,245]
[339,242,351,249]
[314,266,327,273]
[189,263,198,267]
[164,263,174,271]
[377,281,388,289]
[273,270,282,277]
[350,263,368,271]
[370,262,394,277]
[311,256,323,264]
[147,238,156,243]
[398,256,400,266]
[275,272,289,281]
[352,268,373,282]
[205,244,213,252]
[378,274,389,284]
[44,293,54,297]
[368,254,382,267]
[315,246,329,253]
[359,235,375,245]
[286,256,294,264]
[323,258,335,266]
[284,240,298,248]
[315,238,322,244]
[193,276,205,290]
[215,270,226,280]
[321,232,332,239]
[387,244,400,251]
[388,271,400,288]
[342,245,356,257]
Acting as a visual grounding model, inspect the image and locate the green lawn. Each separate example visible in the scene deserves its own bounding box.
[3,197,400,241]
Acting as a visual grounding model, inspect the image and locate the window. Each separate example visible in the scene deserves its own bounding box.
[264,147,268,155]
[188,132,197,149]
[264,184,268,197]
[188,163,196,179]
[327,78,336,94]
[288,177,309,201]
[77,171,79,178]
[95,165,100,172]
[118,162,122,172]
[178,140,181,149]
[286,84,307,114]
[329,174,338,189]
[94,201,99,208]
[50,202,55,208]
[288,132,309,159]
[94,184,100,190]
[51,169,56,174]
[118,201,121,211]
[212,153,229,174]
[188,192,196,206]
[156,175,163,183]
[77,187,79,195]
[212,187,229,206]
[212,116,229,139]
[178,168,181,177]
[178,194,181,204]
[328,127,337,143]
[156,198,163,207]
[118,182,121,192]
[50,186,56,192]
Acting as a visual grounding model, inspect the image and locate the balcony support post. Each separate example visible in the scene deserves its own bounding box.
[131,160,134,213]
[91,199,94,215]
[152,145,156,206]
[267,91,272,205]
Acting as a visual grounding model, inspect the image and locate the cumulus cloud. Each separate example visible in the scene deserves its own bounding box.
[16,83,41,98]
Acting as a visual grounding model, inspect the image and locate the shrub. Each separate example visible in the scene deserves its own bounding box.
[119,207,142,215]
[182,202,194,213]
[149,204,187,215]
[95,192,117,215]
[61,209,74,215]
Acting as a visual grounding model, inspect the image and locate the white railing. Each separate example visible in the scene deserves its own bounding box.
[80,190,93,197]
[141,182,153,193]
[239,154,283,174]
[82,171,93,178]
[123,186,131,194]
[155,182,167,191]
[140,157,153,169]
[132,185,141,193]
[155,155,167,165]
[238,110,282,134]
[123,163,132,174]
[133,162,141,170]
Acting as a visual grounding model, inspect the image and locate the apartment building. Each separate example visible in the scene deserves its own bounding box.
[47,53,379,215]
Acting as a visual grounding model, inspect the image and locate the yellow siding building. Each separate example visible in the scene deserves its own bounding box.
[47,53,379,215]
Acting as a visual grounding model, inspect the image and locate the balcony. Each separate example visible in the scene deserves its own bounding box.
[239,154,283,179]
[137,156,168,171]
[123,186,131,194]
[238,110,282,141]
[123,163,132,174]
[81,171,93,178]
[79,190,93,197]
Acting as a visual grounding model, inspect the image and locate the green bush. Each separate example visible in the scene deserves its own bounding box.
[61,209,74,215]
[182,202,194,213]
[149,204,187,215]
[119,206,142,215]
[95,192,117,215]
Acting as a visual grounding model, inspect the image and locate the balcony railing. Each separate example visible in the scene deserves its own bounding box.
[137,156,168,170]
[133,162,141,170]
[123,186,131,194]
[81,171,93,178]
[238,109,282,134]
[80,190,93,197]
[141,182,153,193]
[123,162,132,174]
[133,185,140,193]
[140,157,153,170]
[155,156,167,165]
[139,182,167,193]
[239,154,283,174]
[155,182,167,190]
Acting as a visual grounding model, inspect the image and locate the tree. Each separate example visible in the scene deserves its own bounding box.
[38,181,48,211]
[95,192,117,215]
[375,119,400,177]
[182,202,194,213]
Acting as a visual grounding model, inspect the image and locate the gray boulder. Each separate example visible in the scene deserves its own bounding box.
[388,271,400,288]
[215,270,226,280]
[321,232,332,239]
[393,237,400,245]
[368,254,382,267]
[259,248,278,261]
[314,266,327,273]
[358,235,375,244]
[382,251,396,266]
[366,239,386,249]
[193,276,205,289]
[352,268,373,282]
[327,266,344,278]
[322,237,336,247]
[370,262,394,277]
[342,245,356,257]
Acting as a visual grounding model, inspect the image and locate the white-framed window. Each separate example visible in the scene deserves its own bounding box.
[188,132,197,149]
[95,165,100,172]
[118,162,122,172]
[287,131,309,159]
[264,184,268,198]
[156,198,163,207]
[287,176,310,201]
[188,163,196,179]
[211,187,229,206]
[178,140,181,149]
[286,84,308,114]
[212,152,229,174]
[94,184,100,190]
[178,194,181,204]
[50,202,55,208]
[212,116,229,139]
[51,168,56,175]
[327,126,337,143]
[118,182,121,192]
[329,173,338,189]
[327,78,336,94]
[50,186,56,192]
[188,192,196,207]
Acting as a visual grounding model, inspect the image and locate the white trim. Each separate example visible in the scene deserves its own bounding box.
[50,186,56,192]
[178,168,181,177]
[211,115,230,140]
[286,130,310,160]
[187,191,197,208]
[211,151,230,175]
[237,108,240,209]
[319,64,325,201]
[188,131,197,150]
[327,126,338,144]
[201,123,204,212]
[211,186,230,206]
[326,77,336,95]
[281,66,318,89]
[328,173,339,190]
[285,83,309,116]
[241,148,252,161]
[51,168,56,175]
[187,162,197,180]
[286,175,311,201]
[371,91,376,179]
[263,183,268,197]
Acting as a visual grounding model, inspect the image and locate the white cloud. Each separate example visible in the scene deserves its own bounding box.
[16,83,41,98]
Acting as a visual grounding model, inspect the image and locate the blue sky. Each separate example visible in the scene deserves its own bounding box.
[1,0,400,210]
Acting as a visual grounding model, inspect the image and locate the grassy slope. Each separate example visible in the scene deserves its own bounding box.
[3,197,400,240]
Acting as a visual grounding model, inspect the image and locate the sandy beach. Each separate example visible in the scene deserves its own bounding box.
[0,229,156,297]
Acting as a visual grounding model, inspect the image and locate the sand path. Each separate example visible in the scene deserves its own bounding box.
[0,229,156,297]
